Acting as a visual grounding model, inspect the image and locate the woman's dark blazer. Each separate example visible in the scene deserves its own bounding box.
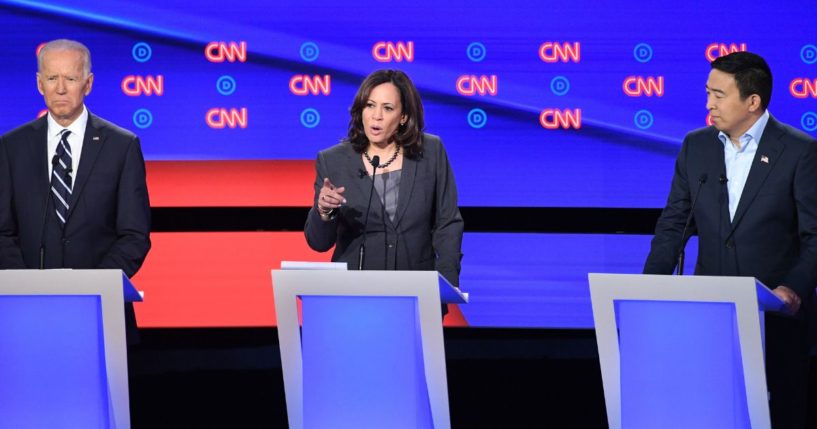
[304,133,463,287]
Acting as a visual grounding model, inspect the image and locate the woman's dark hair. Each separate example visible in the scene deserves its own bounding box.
[346,69,425,159]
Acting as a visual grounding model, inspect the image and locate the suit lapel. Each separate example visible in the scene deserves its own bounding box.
[729,117,785,231]
[709,129,732,228]
[30,117,50,225]
[346,146,377,209]
[393,152,416,228]
[66,114,104,219]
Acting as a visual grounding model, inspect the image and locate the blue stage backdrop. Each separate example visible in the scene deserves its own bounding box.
[0,1,814,328]
[2,1,814,207]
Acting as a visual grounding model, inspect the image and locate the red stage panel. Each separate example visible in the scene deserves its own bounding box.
[132,232,328,327]
[132,232,467,327]
[146,160,316,207]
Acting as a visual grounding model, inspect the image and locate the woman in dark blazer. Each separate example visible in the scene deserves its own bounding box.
[305,69,463,287]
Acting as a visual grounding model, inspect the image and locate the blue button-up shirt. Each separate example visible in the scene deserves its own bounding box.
[718,110,770,221]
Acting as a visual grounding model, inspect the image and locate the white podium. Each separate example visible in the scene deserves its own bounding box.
[0,269,142,429]
[588,273,785,429]
[272,269,468,429]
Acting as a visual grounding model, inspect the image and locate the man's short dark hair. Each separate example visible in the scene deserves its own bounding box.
[711,51,772,110]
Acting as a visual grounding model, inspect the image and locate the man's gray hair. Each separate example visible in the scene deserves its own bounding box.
[37,39,92,77]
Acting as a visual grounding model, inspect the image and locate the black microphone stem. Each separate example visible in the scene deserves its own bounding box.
[677,174,707,275]
[359,156,380,270]
[381,174,388,270]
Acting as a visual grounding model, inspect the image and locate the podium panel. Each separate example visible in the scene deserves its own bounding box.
[0,270,141,429]
[273,269,467,429]
[617,301,748,428]
[0,296,110,428]
[589,274,783,429]
[302,296,431,428]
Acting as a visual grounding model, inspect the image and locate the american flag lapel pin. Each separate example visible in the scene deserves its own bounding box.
[760,155,769,164]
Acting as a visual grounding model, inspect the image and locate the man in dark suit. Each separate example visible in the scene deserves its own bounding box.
[645,51,817,428]
[0,39,150,286]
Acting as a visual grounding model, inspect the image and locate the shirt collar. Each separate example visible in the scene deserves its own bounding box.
[718,109,770,150]
[47,105,89,138]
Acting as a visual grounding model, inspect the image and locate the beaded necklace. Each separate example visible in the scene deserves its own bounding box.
[364,144,401,168]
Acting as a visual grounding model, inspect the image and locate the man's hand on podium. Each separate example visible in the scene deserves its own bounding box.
[772,285,801,315]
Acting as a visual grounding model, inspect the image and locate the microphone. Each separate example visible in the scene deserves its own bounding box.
[358,155,380,270]
[381,174,388,270]
[676,174,707,275]
[39,155,60,269]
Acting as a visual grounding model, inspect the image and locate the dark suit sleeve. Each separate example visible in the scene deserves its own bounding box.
[0,135,26,268]
[431,138,464,287]
[95,136,151,277]
[782,138,817,300]
[304,150,338,252]
[644,135,694,274]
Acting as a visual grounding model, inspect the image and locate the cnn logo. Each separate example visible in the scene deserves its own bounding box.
[289,75,331,96]
[540,109,581,129]
[623,76,664,97]
[790,78,817,98]
[539,42,580,63]
[205,41,247,63]
[456,75,498,96]
[121,75,164,96]
[705,43,747,62]
[206,108,248,129]
[372,41,414,62]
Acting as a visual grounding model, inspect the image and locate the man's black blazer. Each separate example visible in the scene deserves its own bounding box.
[305,133,464,287]
[0,113,151,277]
[644,116,817,302]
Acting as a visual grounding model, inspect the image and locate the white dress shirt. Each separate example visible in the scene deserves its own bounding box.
[46,105,88,179]
[718,110,770,221]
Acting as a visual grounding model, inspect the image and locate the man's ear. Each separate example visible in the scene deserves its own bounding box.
[84,73,94,96]
[36,73,44,96]
[748,94,762,113]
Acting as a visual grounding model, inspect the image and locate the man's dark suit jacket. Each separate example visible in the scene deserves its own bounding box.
[644,115,817,428]
[0,113,151,277]
[644,116,817,301]
[305,133,463,287]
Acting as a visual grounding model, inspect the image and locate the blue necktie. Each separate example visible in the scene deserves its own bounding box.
[51,130,73,227]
